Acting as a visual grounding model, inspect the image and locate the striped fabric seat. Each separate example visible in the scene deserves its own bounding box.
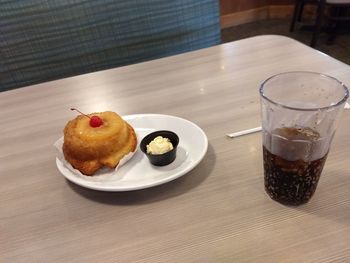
[0,0,220,91]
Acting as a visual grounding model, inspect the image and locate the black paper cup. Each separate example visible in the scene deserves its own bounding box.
[140,130,179,166]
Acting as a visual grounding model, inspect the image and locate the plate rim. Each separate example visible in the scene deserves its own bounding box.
[56,113,208,191]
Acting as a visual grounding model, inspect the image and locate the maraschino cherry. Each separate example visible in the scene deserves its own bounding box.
[71,108,103,128]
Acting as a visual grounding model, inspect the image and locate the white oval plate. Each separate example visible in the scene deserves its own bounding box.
[56,114,208,191]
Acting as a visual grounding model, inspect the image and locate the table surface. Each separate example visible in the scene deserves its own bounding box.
[1,35,350,263]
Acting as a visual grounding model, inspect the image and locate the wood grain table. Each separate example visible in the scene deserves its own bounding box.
[1,35,350,262]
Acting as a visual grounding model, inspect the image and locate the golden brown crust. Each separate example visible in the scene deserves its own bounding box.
[100,124,137,168]
[63,112,137,176]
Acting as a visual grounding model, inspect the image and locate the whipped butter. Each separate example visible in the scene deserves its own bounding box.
[146,136,173,155]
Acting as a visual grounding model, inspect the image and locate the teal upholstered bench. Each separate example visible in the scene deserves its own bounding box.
[0,0,220,92]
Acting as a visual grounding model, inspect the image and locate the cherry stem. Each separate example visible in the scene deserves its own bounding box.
[70,108,91,119]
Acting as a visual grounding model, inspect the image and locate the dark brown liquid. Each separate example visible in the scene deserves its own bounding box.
[263,127,328,206]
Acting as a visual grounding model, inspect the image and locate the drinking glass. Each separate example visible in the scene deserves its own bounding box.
[260,71,349,206]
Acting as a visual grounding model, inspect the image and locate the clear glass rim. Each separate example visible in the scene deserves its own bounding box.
[260,71,349,112]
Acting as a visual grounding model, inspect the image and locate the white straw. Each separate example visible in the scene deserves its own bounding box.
[227,103,349,139]
[226,126,262,138]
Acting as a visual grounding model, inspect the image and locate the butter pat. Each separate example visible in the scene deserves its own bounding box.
[146,136,173,155]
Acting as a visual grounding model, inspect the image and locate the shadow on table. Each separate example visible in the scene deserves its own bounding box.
[67,143,216,205]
